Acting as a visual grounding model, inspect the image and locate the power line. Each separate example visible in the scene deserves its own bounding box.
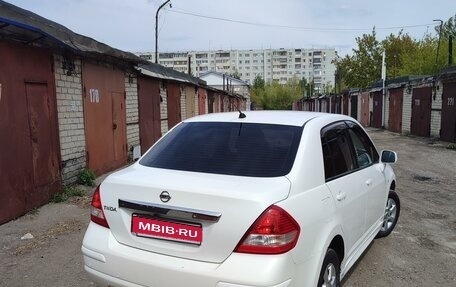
[165,8,437,32]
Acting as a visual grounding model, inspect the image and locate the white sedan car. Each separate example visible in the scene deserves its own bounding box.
[82,111,399,287]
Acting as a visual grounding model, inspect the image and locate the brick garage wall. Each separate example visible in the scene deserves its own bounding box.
[160,84,168,135]
[125,73,139,159]
[384,90,390,129]
[194,89,199,115]
[357,94,362,121]
[180,85,187,121]
[401,87,413,134]
[431,82,443,138]
[54,54,86,185]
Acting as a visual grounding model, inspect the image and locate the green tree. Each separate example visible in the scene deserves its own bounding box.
[436,14,456,38]
[335,29,382,89]
[251,77,303,110]
[230,70,242,80]
[381,31,418,78]
[399,34,439,75]
[335,14,456,89]
[299,77,310,98]
[252,74,265,89]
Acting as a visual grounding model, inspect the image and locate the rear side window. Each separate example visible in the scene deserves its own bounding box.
[321,123,355,180]
[139,122,303,177]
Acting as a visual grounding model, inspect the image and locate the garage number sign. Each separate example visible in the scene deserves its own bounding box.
[89,88,100,103]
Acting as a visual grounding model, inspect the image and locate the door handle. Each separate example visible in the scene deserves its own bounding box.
[366,179,373,186]
[336,192,346,201]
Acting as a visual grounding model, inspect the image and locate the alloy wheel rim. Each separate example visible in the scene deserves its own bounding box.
[381,198,397,232]
[322,262,337,287]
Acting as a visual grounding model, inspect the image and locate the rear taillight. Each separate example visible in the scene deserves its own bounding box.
[90,185,109,228]
[235,205,300,254]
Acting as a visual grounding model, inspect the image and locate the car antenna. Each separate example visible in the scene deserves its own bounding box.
[234,101,246,119]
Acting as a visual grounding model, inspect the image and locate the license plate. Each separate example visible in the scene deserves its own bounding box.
[131,214,203,245]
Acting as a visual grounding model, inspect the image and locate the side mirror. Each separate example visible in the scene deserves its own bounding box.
[380,150,397,164]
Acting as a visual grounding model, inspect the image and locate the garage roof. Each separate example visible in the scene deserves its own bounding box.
[0,0,143,64]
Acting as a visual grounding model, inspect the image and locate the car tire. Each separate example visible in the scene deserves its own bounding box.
[318,248,340,287]
[376,190,400,238]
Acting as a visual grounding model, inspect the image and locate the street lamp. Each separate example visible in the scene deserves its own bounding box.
[155,0,171,64]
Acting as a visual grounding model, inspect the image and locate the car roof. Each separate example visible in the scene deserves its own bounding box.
[184,111,349,127]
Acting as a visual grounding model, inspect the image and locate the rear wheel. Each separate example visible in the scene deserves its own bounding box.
[318,248,340,287]
[376,190,400,238]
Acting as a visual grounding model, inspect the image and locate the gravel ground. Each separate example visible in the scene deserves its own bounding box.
[0,128,455,287]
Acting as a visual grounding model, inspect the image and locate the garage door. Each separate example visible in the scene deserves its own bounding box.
[441,82,456,142]
[411,87,432,137]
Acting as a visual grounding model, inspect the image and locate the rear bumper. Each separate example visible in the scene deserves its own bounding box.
[82,223,305,287]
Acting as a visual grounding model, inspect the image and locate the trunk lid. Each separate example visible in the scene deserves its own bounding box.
[100,163,291,263]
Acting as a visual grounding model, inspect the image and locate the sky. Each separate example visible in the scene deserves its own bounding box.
[3,0,455,56]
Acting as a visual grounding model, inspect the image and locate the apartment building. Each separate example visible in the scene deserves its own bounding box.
[137,48,337,93]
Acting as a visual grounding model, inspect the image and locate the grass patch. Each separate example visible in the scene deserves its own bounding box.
[51,186,85,203]
[78,168,96,186]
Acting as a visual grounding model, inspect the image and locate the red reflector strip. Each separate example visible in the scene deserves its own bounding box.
[131,215,202,245]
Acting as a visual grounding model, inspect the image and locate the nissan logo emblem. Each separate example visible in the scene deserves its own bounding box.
[159,191,171,203]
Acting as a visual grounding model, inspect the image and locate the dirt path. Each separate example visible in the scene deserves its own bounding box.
[0,129,455,286]
[0,197,93,287]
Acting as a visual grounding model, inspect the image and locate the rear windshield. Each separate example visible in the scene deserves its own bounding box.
[139,122,303,177]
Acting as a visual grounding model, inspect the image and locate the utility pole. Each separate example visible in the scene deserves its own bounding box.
[155,0,171,64]
[449,35,453,66]
[433,19,443,69]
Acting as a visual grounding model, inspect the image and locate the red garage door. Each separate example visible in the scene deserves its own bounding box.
[411,87,432,137]
[0,41,61,224]
[388,88,403,133]
[360,92,370,127]
[83,62,127,175]
[167,82,181,129]
[441,82,456,142]
[198,87,207,115]
[372,91,383,128]
[138,76,161,153]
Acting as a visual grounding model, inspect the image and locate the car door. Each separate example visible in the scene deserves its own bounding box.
[321,122,367,257]
[345,122,386,234]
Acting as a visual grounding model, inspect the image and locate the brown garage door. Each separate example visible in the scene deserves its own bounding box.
[372,91,383,128]
[0,41,61,224]
[83,62,127,175]
[441,82,456,142]
[167,82,181,129]
[360,92,370,127]
[388,88,403,133]
[198,87,207,115]
[207,90,215,113]
[138,76,161,153]
[350,95,358,120]
[185,86,197,118]
[335,96,341,114]
[343,95,349,115]
[411,87,432,137]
